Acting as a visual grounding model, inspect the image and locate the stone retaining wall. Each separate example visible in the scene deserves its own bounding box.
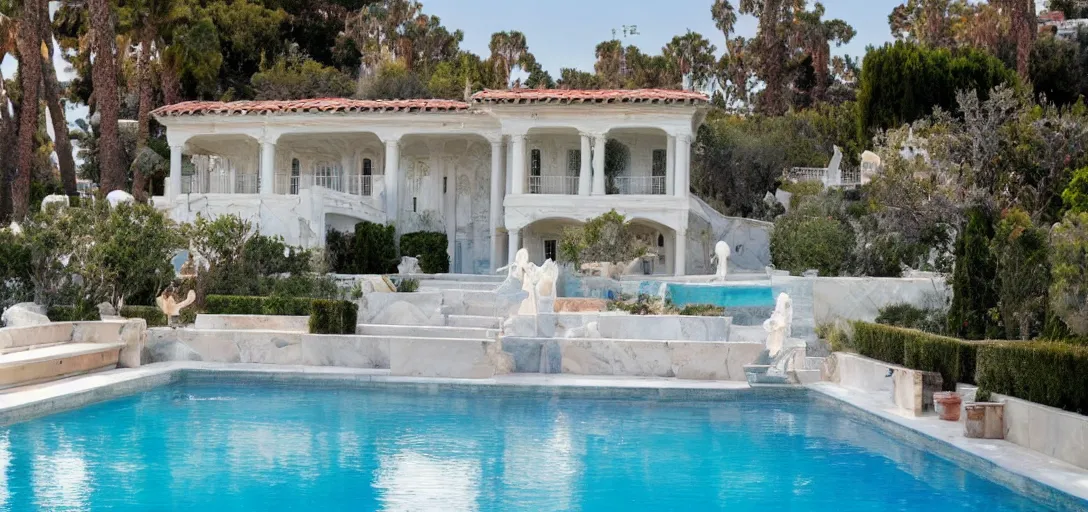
[822,352,943,416]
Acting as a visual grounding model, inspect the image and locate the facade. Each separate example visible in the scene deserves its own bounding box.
[151,89,710,275]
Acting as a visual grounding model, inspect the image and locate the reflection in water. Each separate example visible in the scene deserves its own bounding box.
[0,385,1058,511]
[374,451,480,512]
[31,441,90,511]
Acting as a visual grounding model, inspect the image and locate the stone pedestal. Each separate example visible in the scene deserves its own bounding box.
[964,402,1005,439]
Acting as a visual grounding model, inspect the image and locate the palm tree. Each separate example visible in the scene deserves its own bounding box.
[663,31,717,91]
[0,5,18,221]
[88,0,124,194]
[12,0,42,219]
[594,39,624,88]
[711,0,738,39]
[38,0,76,196]
[750,0,789,114]
[488,31,530,88]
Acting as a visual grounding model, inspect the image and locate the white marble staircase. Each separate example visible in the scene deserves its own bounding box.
[0,342,124,389]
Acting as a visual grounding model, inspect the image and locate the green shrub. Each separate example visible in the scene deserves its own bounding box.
[46,304,101,322]
[309,299,358,334]
[852,321,906,366]
[353,221,397,274]
[947,207,1000,339]
[1049,211,1088,336]
[677,304,725,316]
[875,302,946,334]
[120,305,168,327]
[263,295,314,316]
[204,295,267,315]
[854,322,988,390]
[325,229,355,273]
[770,207,854,276]
[399,232,449,273]
[205,295,315,316]
[976,342,1088,414]
[396,278,420,293]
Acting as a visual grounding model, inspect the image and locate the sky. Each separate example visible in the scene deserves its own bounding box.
[423,0,907,79]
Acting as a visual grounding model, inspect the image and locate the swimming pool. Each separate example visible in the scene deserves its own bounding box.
[0,383,1062,511]
[666,283,776,308]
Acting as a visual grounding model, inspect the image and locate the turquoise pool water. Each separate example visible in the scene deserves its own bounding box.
[0,384,1060,511]
[666,283,776,308]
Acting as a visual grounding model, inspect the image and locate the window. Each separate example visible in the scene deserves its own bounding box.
[657,234,665,247]
[567,149,580,176]
[290,158,300,195]
[314,160,341,190]
[530,149,542,176]
[652,149,667,177]
[362,158,372,196]
[412,197,418,212]
[544,240,557,262]
[443,176,448,194]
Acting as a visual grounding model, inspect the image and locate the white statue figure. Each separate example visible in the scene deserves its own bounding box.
[763,293,793,358]
[106,190,135,208]
[398,255,422,275]
[7,221,22,235]
[41,194,69,211]
[156,287,197,326]
[711,241,731,281]
[535,259,559,314]
[496,248,541,315]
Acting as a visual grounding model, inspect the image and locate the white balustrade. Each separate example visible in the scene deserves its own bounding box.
[528,175,578,195]
[609,176,667,195]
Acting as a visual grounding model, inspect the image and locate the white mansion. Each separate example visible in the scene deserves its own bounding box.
[153,88,770,276]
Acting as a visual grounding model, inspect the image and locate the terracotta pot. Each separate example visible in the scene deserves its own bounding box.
[933,392,962,421]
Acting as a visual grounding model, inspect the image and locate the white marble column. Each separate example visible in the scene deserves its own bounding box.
[384,138,401,225]
[674,228,687,276]
[168,145,183,200]
[674,135,691,198]
[489,139,504,272]
[591,134,606,196]
[444,149,457,270]
[578,133,592,195]
[665,135,676,196]
[508,228,521,265]
[510,134,526,195]
[259,140,276,194]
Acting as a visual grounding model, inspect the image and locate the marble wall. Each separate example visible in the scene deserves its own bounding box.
[995,392,1088,470]
[194,315,309,332]
[823,352,943,416]
[558,339,763,381]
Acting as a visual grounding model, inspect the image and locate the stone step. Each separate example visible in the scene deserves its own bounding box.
[356,324,495,339]
[447,315,503,329]
[803,356,826,370]
[403,273,506,283]
[417,280,497,291]
[0,341,69,355]
[0,342,123,389]
[792,369,822,385]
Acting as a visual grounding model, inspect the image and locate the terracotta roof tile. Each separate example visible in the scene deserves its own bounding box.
[151,98,470,117]
[471,88,708,105]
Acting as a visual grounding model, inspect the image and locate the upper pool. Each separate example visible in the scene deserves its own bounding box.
[666,283,776,308]
[0,383,1061,511]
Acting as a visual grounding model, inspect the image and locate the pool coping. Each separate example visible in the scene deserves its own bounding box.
[2,363,1087,510]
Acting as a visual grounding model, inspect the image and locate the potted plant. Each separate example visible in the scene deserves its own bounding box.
[933,391,962,421]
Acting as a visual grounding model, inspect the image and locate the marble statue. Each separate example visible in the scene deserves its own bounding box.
[7,221,21,235]
[178,254,198,279]
[763,293,793,358]
[106,190,135,208]
[398,255,422,275]
[711,241,730,281]
[1,302,50,328]
[156,287,197,326]
[535,259,559,314]
[41,194,69,210]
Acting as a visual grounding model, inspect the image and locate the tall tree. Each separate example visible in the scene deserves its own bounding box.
[663,31,716,91]
[0,6,17,221]
[12,0,42,218]
[745,0,790,114]
[488,30,531,88]
[38,0,76,196]
[594,39,624,88]
[793,3,856,101]
[88,0,124,194]
[995,0,1035,80]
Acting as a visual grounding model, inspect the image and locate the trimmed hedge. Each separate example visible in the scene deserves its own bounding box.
[399,231,450,273]
[976,342,1088,414]
[205,295,313,316]
[853,322,984,390]
[354,221,398,274]
[309,300,358,334]
[47,305,101,322]
[120,305,168,327]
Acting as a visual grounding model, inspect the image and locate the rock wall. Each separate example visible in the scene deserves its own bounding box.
[687,196,773,273]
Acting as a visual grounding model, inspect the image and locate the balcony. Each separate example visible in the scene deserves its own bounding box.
[529,175,578,195]
[274,173,383,196]
[181,172,259,194]
[609,176,667,195]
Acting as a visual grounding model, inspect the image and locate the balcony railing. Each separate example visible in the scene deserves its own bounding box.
[609,176,667,195]
[181,172,259,194]
[529,175,578,195]
[273,173,383,197]
[345,174,376,196]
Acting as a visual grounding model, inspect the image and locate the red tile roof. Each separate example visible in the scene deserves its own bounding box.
[151,98,471,117]
[471,88,708,105]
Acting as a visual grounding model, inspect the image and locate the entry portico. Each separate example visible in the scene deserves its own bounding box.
[152,89,708,275]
